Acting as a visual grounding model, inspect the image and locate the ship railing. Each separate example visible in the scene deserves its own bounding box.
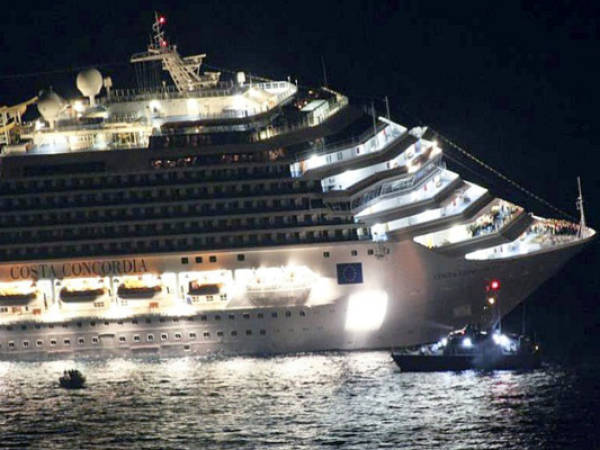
[290,122,405,177]
[98,81,296,105]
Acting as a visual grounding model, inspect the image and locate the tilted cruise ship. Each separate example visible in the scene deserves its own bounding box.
[0,14,594,360]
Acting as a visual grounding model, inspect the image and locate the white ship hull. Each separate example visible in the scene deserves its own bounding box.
[0,237,590,361]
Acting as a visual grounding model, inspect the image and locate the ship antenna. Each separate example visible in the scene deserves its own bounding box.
[576,176,586,238]
[320,55,328,87]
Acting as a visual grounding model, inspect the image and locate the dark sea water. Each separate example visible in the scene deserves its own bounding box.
[0,352,598,449]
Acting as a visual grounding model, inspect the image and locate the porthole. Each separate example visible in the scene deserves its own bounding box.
[285,311,291,317]
[174,333,182,340]
[147,334,154,342]
[189,332,197,339]
[231,331,238,336]
[78,338,85,345]
[36,340,43,347]
[203,332,210,338]
[161,333,168,341]
[92,337,99,344]
[217,331,223,337]
[259,330,266,335]
[64,339,71,345]
[246,330,252,336]
[134,335,141,342]
[22,341,29,348]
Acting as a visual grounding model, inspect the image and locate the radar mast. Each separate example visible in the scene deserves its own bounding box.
[130,12,220,92]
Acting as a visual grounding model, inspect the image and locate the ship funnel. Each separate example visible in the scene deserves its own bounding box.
[76,68,103,107]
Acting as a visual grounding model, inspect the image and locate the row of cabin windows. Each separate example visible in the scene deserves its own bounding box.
[323,249,372,258]
[2,308,324,331]
[0,197,321,228]
[0,183,320,213]
[1,164,294,196]
[0,212,344,244]
[5,329,274,349]
[0,229,359,261]
[0,167,308,201]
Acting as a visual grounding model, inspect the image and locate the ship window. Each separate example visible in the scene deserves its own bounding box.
[76,322,82,328]
[174,333,182,340]
[237,254,245,261]
[189,332,197,339]
[323,252,330,258]
[246,330,252,336]
[64,339,71,345]
[78,338,84,345]
[214,315,221,321]
[200,315,207,321]
[119,336,126,343]
[36,340,43,347]
[90,321,96,327]
[22,341,29,348]
[209,256,217,263]
[351,250,357,256]
[104,321,109,326]
[203,332,210,338]
[243,313,250,319]
[217,331,223,337]
[92,337,99,344]
[368,249,374,255]
[228,314,235,320]
[260,330,266,335]
[161,333,168,341]
[181,257,189,264]
[145,318,152,324]
[8,341,15,349]
[285,311,292,317]
[134,335,140,342]
[231,331,237,336]
[300,311,306,317]
[132,319,138,324]
[272,312,278,318]
[257,313,264,319]
[195,256,203,263]
[220,294,227,300]
[147,334,154,342]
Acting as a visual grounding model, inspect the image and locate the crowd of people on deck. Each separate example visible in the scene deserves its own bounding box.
[467,203,520,238]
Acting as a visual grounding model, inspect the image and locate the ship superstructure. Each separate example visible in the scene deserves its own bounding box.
[0,14,594,360]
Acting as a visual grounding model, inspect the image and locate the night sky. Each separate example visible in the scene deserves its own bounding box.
[0,1,598,355]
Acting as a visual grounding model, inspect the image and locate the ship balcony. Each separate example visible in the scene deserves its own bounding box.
[355,169,461,222]
[412,200,533,256]
[290,120,410,178]
[465,217,595,260]
[370,182,491,238]
[321,141,441,192]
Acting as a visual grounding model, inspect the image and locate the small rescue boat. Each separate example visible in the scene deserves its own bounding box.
[391,325,541,372]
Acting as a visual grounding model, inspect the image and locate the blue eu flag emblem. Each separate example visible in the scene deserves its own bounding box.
[337,263,363,285]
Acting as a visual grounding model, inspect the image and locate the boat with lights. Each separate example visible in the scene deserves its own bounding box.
[0,13,594,360]
[391,324,541,372]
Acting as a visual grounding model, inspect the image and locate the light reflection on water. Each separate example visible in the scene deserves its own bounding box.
[0,352,598,449]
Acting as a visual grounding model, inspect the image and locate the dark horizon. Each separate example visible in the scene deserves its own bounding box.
[0,0,598,354]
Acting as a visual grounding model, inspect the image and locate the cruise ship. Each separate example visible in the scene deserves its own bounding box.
[0,14,594,360]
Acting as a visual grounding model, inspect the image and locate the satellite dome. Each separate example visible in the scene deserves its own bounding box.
[76,68,103,99]
[37,89,64,123]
